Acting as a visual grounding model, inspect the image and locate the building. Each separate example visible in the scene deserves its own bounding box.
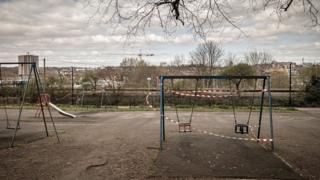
[18,53,39,81]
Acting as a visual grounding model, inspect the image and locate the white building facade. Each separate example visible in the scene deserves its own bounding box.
[18,54,39,81]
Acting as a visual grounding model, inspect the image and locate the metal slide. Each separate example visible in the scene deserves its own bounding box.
[48,102,76,118]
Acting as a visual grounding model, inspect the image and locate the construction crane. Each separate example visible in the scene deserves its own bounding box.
[137,53,154,60]
[43,51,156,67]
[99,51,155,60]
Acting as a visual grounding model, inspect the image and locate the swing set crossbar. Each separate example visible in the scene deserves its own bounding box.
[0,62,37,65]
[161,75,268,80]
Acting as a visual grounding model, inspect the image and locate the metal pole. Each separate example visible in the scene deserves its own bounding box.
[43,58,46,92]
[162,80,165,141]
[33,64,49,137]
[0,64,2,82]
[257,78,266,140]
[46,105,60,143]
[160,76,164,150]
[289,62,292,106]
[267,76,275,151]
[71,67,74,105]
[147,77,151,92]
[100,89,104,108]
[10,65,33,147]
[81,89,84,107]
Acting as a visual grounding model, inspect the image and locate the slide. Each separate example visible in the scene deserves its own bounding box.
[48,102,76,118]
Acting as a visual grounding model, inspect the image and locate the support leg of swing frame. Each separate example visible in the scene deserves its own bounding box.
[257,78,266,141]
[46,104,60,143]
[34,65,49,137]
[160,76,165,150]
[268,77,275,151]
[162,92,165,140]
[10,66,33,147]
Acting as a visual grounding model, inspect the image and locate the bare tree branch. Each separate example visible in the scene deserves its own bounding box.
[280,0,294,11]
[86,0,320,39]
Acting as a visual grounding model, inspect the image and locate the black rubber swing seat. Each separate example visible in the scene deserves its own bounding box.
[178,122,192,133]
[235,123,249,134]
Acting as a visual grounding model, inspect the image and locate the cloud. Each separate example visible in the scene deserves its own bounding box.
[0,0,319,66]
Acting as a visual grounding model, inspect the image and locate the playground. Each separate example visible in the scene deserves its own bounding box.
[0,108,319,179]
[0,66,319,179]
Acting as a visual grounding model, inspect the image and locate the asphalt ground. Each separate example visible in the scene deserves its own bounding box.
[0,108,319,179]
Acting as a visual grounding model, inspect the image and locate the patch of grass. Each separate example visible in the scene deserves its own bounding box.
[53,104,152,112]
[164,105,297,113]
[1,104,297,113]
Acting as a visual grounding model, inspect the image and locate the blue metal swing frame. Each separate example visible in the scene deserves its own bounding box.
[159,75,274,151]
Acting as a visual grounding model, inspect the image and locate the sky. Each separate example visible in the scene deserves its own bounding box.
[0,0,319,67]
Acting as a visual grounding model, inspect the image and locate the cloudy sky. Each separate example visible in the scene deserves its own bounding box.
[0,0,319,67]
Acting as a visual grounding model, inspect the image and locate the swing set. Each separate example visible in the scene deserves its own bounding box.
[159,75,274,151]
[0,62,59,147]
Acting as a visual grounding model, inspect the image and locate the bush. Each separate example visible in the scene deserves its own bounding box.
[304,76,320,106]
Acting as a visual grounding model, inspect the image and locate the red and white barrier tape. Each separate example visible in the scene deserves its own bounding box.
[170,90,232,99]
[145,92,157,111]
[170,88,268,93]
[145,93,273,142]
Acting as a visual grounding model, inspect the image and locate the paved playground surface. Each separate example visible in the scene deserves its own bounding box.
[0,108,319,179]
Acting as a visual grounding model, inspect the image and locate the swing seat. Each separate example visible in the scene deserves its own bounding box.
[234,123,249,134]
[178,122,192,133]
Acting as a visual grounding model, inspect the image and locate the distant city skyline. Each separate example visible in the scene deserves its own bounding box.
[0,0,319,67]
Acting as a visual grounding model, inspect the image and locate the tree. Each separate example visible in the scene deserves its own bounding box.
[120,57,142,67]
[120,57,149,75]
[169,54,185,75]
[56,70,68,88]
[119,57,153,88]
[244,51,273,74]
[171,54,185,67]
[190,41,223,75]
[299,64,320,87]
[304,75,320,106]
[189,41,223,88]
[81,70,99,90]
[220,63,256,92]
[86,0,319,38]
[46,75,59,89]
[225,53,239,67]
[221,63,256,77]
